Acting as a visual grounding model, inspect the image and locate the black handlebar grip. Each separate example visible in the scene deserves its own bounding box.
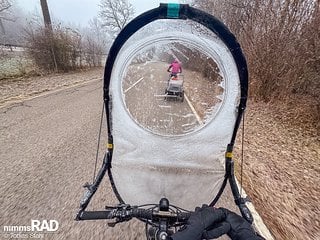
[78,209,191,223]
[79,211,113,220]
[131,208,153,219]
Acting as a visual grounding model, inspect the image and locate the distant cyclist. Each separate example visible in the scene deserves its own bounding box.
[167,59,182,77]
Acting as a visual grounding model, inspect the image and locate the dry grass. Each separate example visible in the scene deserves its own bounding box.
[234,100,320,240]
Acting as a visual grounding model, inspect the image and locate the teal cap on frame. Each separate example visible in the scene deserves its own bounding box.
[167,3,180,18]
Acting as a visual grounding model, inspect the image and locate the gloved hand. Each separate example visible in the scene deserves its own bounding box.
[171,205,225,240]
[204,208,265,240]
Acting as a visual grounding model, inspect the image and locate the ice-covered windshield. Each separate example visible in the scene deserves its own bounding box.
[123,40,224,136]
[109,19,240,209]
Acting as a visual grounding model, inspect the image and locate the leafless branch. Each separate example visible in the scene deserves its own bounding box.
[193,0,319,119]
[98,0,134,35]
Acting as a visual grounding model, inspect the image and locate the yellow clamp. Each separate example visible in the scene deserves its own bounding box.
[225,152,233,158]
[107,143,113,149]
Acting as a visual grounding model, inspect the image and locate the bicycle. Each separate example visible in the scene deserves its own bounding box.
[76,3,253,239]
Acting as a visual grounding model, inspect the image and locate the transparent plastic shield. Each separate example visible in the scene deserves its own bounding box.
[109,20,240,210]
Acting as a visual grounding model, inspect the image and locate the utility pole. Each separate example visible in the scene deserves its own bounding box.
[39,0,57,70]
[40,0,52,30]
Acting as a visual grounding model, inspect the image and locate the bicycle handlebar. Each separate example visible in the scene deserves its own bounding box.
[77,207,190,222]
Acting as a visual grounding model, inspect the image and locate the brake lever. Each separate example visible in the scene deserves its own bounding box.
[106,213,133,227]
[105,204,133,227]
[105,208,124,227]
[107,220,121,227]
[105,203,131,211]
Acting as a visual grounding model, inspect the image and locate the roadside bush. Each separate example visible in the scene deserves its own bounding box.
[169,42,222,83]
[193,0,320,127]
[83,35,104,67]
[25,25,82,72]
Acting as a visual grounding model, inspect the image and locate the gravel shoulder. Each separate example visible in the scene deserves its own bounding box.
[0,68,103,107]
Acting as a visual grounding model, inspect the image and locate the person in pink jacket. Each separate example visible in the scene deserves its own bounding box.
[167,59,182,77]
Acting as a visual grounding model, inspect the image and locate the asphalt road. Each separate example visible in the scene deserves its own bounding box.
[0,77,238,239]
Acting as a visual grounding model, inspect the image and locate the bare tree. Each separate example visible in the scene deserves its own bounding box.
[0,0,13,37]
[98,0,134,35]
[24,17,83,72]
[0,0,12,18]
[193,0,319,102]
[83,18,109,67]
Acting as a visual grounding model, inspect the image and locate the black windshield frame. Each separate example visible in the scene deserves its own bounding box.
[102,3,249,209]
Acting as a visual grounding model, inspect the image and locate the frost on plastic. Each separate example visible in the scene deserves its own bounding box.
[109,20,240,209]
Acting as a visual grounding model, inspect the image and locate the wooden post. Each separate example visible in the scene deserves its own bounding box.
[40,0,57,71]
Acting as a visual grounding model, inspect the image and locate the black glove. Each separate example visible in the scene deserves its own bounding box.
[171,205,225,240]
[205,208,265,240]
